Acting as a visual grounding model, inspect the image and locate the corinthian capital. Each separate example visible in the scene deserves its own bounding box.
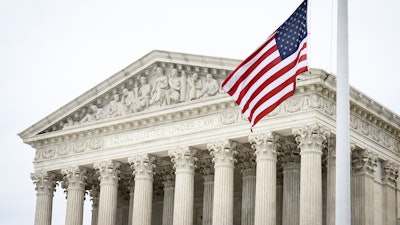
[207,139,237,165]
[128,154,155,178]
[249,132,280,160]
[94,160,120,184]
[61,166,87,190]
[156,163,175,183]
[382,160,399,187]
[169,146,197,171]
[351,148,377,176]
[31,170,57,195]
[292,124,330,152]
[236,146,256,170]
[197,154,214,178]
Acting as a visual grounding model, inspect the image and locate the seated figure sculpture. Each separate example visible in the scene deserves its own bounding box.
[200,73,219,97]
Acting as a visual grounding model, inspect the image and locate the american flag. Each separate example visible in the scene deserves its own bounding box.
[222,0,308,130]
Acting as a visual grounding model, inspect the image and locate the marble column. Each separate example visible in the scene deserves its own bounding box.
[276,168,283,225]
[382,160,398,225]
[351,148,376,225]
[326,137,336,225]
[281,143,300,225]
[31,170,57,225]
[118,170,132,225]
[198,156,214,225]
[322,162,327,225]
[152,199,164,225]
[116,190,130,225]
[169,146,197,225]
[90,184,100,225]
[249,132,279,225]
[237,150,256,225]
[293,124,329,225]
[208,139,237,225]
[151,179,164,225]
[128,180,134,225]
[159,164,175,225]
[94,160,120,225]
[128,154,155,225]
[62,166,87,225]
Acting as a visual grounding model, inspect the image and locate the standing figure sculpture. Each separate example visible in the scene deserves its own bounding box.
[168,68,181,104]
[150,67,170,106]
[180,70,188,102]
[188,72,203,100]
[136,76,152,111]
[121,87,135,114]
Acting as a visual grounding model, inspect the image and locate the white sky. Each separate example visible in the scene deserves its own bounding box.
[1,0,399,224]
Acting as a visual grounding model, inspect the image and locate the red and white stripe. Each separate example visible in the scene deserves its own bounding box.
[222,33,308,128]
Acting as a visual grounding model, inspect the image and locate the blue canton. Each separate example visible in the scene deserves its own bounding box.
[275,0,308,60]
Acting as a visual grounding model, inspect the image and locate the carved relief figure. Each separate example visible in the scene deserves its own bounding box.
[121,87,135,113]
[188,72,203,100]
[57,66,226,130]
[201,73,219,97]
[150,67,170,106]
[63,117,74,128]
[80,105,98,123]
[180,70,188,102]
[105,93,125,118]
[136,76,152,111]
[168,68,181,104]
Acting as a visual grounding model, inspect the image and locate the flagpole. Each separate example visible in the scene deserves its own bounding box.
[335,0,351,224]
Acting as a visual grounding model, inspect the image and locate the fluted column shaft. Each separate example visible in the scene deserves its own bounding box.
[203,175,214,225]
[31,171,57,225]
[249,132,279,225]
[118,205,129,225]
[162,180,175,225]
[326,138,336,225]
[208,140,237,225]
[129,154,155,225]
[282,162,300,225]
[198,156,214,225]
[169,147,197,225]
[276,173,283,225]
[128,181,134,225]
[94,161,120,225]
[241,168,256,225]
[351,148,376,225]
[90,185,100,225]
[117,188,130,225]
[237,149,256,225]
[293,124,329,225]
[152,200,164,225]
[62,166,87,225]
[382,160,398,225]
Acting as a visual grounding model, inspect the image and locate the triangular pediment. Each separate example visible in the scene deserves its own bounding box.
[19,50,241,142]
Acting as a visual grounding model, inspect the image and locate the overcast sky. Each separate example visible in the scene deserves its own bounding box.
[1,0,399,224]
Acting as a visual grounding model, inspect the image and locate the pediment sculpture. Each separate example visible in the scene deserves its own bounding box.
[47,64,228,133]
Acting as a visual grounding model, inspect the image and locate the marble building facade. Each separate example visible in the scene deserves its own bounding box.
[19,50,400,225]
